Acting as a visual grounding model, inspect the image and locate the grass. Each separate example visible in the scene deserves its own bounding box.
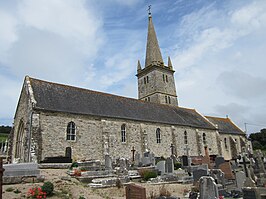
[0,134,8,142]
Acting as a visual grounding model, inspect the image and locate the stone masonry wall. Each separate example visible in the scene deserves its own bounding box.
[38,111,221,162]
[219,134,246,160]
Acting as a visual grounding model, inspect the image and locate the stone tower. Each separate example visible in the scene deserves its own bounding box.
[136,13,178,106]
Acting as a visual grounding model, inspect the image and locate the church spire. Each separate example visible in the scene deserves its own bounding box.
[145,11,164,68]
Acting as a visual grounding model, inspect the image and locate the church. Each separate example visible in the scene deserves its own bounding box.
[9,13,250,164]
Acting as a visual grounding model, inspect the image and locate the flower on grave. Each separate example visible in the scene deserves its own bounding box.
[27,186,47,198]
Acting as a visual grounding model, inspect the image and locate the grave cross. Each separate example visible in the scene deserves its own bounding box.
[184,144,190,156]
[170,143,174,156]
[131,146,136,162]
[240,154,250,178]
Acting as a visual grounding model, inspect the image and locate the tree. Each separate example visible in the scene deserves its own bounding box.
[249,128,266,150]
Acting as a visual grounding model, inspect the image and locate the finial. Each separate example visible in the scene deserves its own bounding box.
[168,56,173,69]
[137,60,142,71]
[147,5,152,17]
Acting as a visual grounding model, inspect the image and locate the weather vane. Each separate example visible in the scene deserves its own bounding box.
[147,5,152,16]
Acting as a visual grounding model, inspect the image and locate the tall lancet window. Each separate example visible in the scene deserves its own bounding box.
[224,138,228,149]
[203,133,207,145]
[156,128,161,143]
[67,121,76,141]
[184,131,188,144]
[121,124,126,143]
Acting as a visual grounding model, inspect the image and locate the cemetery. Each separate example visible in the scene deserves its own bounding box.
[1,145,266,199]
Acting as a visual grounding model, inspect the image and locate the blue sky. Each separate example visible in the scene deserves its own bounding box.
[0,0,266,134]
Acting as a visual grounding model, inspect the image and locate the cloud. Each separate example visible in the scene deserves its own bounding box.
[217,71,266,99]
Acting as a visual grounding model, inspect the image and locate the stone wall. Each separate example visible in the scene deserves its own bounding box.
[138,67,177,105]
[11,77,34,163]
[219,134,246,160]
[36,111,222,162]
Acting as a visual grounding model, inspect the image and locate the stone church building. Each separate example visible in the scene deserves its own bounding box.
[9,14,249,163]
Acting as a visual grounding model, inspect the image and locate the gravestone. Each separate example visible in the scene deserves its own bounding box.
[118,158,128,175]
[236,171,246,190]
[209,169,225,186]
[105,155,112,170]
[199,176,219,199]
[3,163,40,177]
[156,161,165,175]
[193,169,208,183]
[126,183,146,199]
[219,162,235,180]
[215,156,225,169]
[135,152,141,166]
[165,157,174,174]
[182,155,189,167]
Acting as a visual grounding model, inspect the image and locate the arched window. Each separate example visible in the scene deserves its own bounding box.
[203,133,207,145]
[224,138,228,149]
[184,131,188,144]
[166,75,168,82]
[156,128,161,143]
[165,96,168,103]
[168,96,171,104]
[67,122,76,141]
[121,124,126,143]
[163,74,165,82]
[144,77,146,84]
[148,97,150,101]
[146,76,149,83]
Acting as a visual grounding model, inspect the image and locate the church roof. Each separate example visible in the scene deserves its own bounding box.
[28,77,216,130]
[205,116,245,135]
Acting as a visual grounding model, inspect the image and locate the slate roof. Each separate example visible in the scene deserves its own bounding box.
[28,77,216,130]
[205,116,245,135]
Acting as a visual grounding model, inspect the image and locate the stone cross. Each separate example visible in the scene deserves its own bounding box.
[170,143,174,156]
[131,146,136,162]
[184,144,190,156]
[241,154,250,178]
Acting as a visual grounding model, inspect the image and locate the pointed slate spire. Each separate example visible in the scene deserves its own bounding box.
[145,14,164,68]
[137,60,142,71]
[168,56,173,70]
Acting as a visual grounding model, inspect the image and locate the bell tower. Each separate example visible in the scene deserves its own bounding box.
[136,11,178,106]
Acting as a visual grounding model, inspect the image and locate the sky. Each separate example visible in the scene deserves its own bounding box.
[0,0,265,135]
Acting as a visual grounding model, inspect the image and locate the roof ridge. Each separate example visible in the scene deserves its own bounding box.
[28,76,194,111]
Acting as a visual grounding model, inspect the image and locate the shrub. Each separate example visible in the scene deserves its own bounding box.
[5,187,14,192]
[79,196,86,199]
[174,162,182,170]
[70,162,78,169]
[41,181,54,196]
[143,170,157,181]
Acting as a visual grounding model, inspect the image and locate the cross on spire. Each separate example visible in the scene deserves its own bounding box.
[147,5,152,16]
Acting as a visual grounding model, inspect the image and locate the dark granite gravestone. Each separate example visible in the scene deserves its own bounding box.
[193,169,208,182]
[182,155,189,167]
[40,156,72,163]
[215,156,225,169]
